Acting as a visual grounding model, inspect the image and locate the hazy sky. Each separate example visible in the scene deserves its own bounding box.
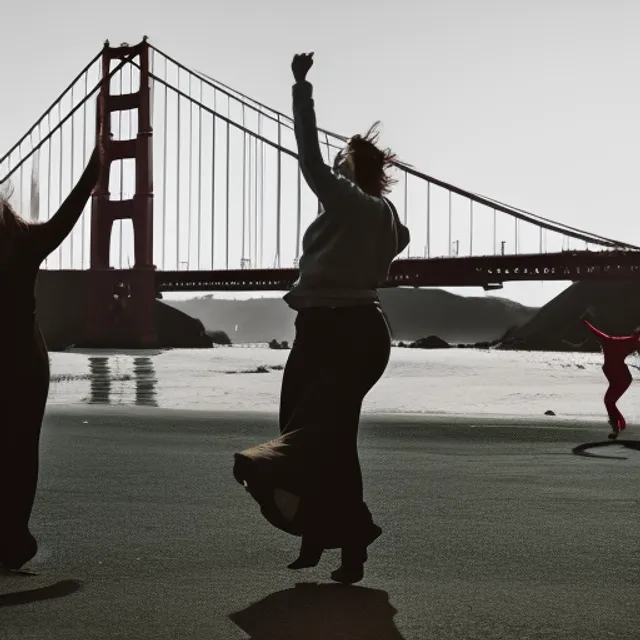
[2,0,639,307]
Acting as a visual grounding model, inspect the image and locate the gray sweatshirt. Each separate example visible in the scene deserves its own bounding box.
[283,81,410,310]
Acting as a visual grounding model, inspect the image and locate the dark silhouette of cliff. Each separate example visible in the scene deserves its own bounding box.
[34,271,213,350]
[379,288,535,343]
[499,279,640,351]
[207,330,232,345]
[166,288,537,344]
[155,302,212,348]
[405,335,451,349]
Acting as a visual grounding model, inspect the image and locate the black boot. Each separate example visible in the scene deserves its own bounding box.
[0,530,38,571]
[330,523,382,585]
[331,545,366,584]
[288,537,324,570]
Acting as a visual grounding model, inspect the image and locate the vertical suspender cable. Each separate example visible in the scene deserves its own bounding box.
[187,75,193,269]
[225,111,230,270]
[539,227,543,253]
[162,56,168,270]
[211,88,217,269]
[247,122,252,267]
[258,113,264,268]
[426,181,430,258]
[241,105,246,265]
[197,82,203,269]
[403,172,408,257]
[253,132,258,268]
[176,69,181,269]
[46,111,52,269]
[29,131,40,227]
[493,209,497,254]
[448,191,452,256]
[82,71,88,268]
[469,200,473,256]
[69,84,75,267]
[275,116,282,268]
[58,101,64,268]
[18,143,23,219]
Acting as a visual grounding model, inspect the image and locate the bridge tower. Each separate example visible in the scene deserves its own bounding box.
[85,38,158,347]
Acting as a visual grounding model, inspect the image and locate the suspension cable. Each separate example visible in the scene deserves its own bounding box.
[0,50,102,167]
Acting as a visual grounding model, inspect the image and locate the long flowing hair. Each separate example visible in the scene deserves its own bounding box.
[0,184,29,263]
[334,121,399,196]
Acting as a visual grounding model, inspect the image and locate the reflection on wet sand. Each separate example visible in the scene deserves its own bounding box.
[88,357,111,404]
[133,357,158,407]
[87,356,158,407]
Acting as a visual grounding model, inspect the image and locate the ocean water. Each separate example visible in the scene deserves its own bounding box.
[47,347,640,421]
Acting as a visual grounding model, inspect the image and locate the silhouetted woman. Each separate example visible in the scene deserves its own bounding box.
[0,147,100,570]
[234,52,410,584]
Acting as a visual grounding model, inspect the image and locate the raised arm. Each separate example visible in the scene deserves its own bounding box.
[583,319,610,341]
[28,148,100,262]
[583,319,638,343]
[291,53,365,210]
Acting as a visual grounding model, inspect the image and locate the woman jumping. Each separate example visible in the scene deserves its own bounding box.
[576,312,640,439]
[233,52,410,585]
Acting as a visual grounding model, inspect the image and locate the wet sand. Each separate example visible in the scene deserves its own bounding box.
[2,406,639,639]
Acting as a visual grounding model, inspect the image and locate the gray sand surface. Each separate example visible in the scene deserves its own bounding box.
[2,406,639,639]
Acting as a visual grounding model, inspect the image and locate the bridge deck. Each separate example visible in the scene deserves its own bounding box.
[155,250,640,291]
[41,250,640,292]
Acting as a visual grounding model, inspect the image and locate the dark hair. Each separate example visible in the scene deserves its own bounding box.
[335,122,398,197]
[0,193,28,237]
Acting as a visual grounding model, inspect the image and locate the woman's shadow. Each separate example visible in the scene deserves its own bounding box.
[0,579,82,607]
[572,439,640,460]
[230,581,407,640]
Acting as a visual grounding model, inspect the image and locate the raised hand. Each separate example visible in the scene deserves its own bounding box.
[291,52,314,83]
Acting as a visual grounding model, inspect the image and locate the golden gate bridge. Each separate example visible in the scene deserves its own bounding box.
[2,38,639,347]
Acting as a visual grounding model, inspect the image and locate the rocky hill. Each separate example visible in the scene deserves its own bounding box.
[499,279,640,351]
[165,287,539,344]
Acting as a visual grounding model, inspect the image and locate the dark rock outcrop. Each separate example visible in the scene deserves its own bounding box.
[268,339,290,350]
[499,279,640,352]
[35,271,213,350]
[207,330,232,345]
[408,335,451,349]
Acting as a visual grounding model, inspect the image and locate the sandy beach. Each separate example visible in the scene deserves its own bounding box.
[2,404,639,639]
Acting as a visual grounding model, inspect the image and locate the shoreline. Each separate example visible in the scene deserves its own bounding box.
[56,343,597,354]
[44,403,613,433]
[41,404,623,449]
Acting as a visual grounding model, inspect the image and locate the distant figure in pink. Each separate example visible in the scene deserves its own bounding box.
[578,311,640,439]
